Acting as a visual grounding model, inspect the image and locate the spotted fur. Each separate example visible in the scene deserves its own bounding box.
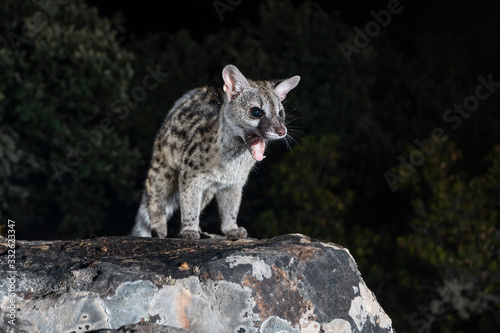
[131,65,300,239]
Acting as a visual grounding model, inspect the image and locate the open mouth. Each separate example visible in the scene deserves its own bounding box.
[248,135,266,161]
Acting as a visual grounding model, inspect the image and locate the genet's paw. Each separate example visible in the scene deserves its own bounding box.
[225,227,247,238]
[180,230,200,240]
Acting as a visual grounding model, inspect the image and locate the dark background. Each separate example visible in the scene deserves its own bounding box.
[1,0,499,332]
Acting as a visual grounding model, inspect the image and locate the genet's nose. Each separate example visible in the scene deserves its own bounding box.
[275,126,287,137]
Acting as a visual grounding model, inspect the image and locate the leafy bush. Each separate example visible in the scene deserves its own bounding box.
[1,0,499,330]
[397,142,500,331]
[256,135,354,242]
[0,0,139,238]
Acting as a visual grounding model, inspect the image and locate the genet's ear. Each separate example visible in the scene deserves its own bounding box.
[222,65,251,99]
[274,76,301,101]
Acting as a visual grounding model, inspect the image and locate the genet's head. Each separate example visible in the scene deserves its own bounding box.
[221,64,300,161]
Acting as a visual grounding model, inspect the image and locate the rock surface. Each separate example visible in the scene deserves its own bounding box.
[0,234,395,333]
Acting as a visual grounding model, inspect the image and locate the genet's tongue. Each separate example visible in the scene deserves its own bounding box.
[251,139,266,161]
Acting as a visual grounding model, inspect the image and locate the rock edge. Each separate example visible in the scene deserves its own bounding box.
[0,234,395,333]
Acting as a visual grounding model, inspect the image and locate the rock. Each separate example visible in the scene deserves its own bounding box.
[0,234,395,333]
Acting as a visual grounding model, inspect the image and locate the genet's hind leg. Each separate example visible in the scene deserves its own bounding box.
[150,196,180,237]
[161,192,179,236]
[148,194,167,238]
[145,159,180,238]
[178,180,203,239]
[146,173,173,238]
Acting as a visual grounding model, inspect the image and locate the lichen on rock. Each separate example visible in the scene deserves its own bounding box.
[0,234,395,333]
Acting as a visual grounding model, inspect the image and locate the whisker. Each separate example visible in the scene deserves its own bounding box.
[286,116,305,123]
[286,123,305,128]
[286,123,304,129]
[287,129,304,135]
[283,136,291,151]
[286,134,300,147]
[285,107,299,115]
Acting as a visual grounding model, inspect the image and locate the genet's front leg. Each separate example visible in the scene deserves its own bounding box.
[217,185,247,238]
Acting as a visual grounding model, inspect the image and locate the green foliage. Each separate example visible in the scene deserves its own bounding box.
[0,0,139,238]
[397,142,500,328]
[0,0,499,330]
[256,135,354,242]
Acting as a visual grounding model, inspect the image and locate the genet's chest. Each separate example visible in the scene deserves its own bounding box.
[210,150,256,186]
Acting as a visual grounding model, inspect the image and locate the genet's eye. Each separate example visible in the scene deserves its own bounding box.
[250,107,264,118]
[279,110,284,117]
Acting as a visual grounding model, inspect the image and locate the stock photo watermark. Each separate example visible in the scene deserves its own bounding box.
[339,0,411,64]
[384,74,500,191]
[3,219,17,327]
[51,65,168,183]
[213,0,244,22]
[8,0,69,56]
[400,277,483,333]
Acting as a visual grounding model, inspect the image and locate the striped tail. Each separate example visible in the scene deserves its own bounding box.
[130,192,152,237]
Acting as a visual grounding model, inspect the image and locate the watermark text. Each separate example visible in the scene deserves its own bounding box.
[5,219,17,326]
[385,74,500,191]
